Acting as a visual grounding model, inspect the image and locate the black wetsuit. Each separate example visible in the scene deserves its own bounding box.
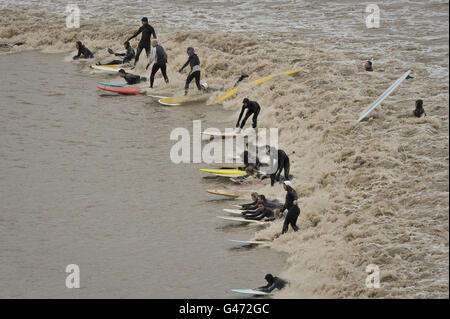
[236,100,261,129]
[104,47,135,65]
[124,73,146,85]
[180,54,201,93]
[241,200,257,210]
[127,24,157,64]
[244,200,282,211]
[74,45,94,59]
[149,45,168,87]
[414,106,426,118]
[281,186,300,234]
[243,207,274,221]
[269,149,290,186]
[234,74,249,87]
[259,277,287,293]
[243,150,261,168]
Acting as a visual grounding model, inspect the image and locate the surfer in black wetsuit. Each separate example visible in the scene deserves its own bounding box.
[126,17,157,67]
[365,60,373,72]
[118,69,147,85]
[243,202,275,221]
[242,195,283,212]
[73,41,94,60]
[240,193,259,210]
[146,39,169,88]
[236,98,260,132]
[234,73,249,87]
[413,99,427,118]
[97,41,135,65]
[179,47,202,95]
[281,181,300,234]
[255,274,288,293]
[266,145,290,187]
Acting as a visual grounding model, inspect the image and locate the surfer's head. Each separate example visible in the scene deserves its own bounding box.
[141,17,148,25]
[251,192,258,201]
[265,274,274,284]
[365,60,373,71]
[283,180,292,190]
[243,98,249,106]
[76,41,82,49]
[151,39,158,47]
[187,46,195,56]
[415,99,423,109]
[118,69,126,77]
[257,195,266,203]
[257,202,265,211]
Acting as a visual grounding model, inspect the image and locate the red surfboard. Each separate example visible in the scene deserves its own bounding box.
[97,84,142,95]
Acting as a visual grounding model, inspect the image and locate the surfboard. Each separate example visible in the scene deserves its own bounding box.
[223,208,244,215]
[97,82,127,87]
[231,289,272,296]
[96,84,142,95]
[90,65,122,73]
[216,216,265,225]
[214,173,246,178]
[228,239,272,246]
[358,70,411,122]
[205,190,242,198]
[215,69,302,103]
[158,95,208,106]
[200,168,247,175]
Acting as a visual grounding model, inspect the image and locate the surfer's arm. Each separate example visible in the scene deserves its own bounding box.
[127,27,142,42]
[179,58,190,72]
[236,106,245,127]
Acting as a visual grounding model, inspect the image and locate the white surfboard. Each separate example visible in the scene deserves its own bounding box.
[216,216,265,225]
[215,173,246,178]
[223,208,244,215]
[231,289,272,296]
[358,70,411,122]
[228,239,272,246]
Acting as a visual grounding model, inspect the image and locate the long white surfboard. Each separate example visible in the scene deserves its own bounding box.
[358,70,411,122]
[231,289,272,296]
[223,208,244,215]
[216,216,265,225]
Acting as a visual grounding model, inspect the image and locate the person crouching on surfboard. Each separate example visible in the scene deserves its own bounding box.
[73,41,94,60]
[146,39,169,88]
[236,98,260,133]
[265,145,290,187]
[97,42,135,66]
[281,181,300,234]
[179,47,201,95]
[118,69,147,85]
[254,274,288,293]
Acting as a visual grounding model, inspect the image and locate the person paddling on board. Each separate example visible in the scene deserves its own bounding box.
[179,47,201,95]
[97,41,135,65]
[266,145,290,187]
[243,202,275,221]
[254,274,288,293]
[236,98,260,133]
[281,181,300,234]
[126,17,157,67]
[146,39,169,88]
[242,195,283,212]
[73,41,94,60]
[413,99,427,118]
[118,69,147,85]
[240,193,259,210]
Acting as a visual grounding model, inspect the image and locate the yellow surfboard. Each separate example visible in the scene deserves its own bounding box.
[214,68,302,103]
[200,168,247,175]
[205,189,243,198]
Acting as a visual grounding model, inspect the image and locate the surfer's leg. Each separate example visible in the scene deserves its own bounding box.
[282,218,289,234]
[149,64,160,88]
[194,71,201,90]
[185,73,195,95]
[252,107,260,128]
[284,157,290,181]
[144,45,151,58]
[134,44,144,64]
[240,110,254,129]
[160,63,169,83]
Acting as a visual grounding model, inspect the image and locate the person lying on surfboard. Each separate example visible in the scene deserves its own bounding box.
[146,39,169,88]
[179,47,201,95]
[236,98,261,133]
[242,194,283,211]
[118,69,147,85]
[97,41,135,66]
[73,41,94,60]
[243,202,275,221]
[254,274,288,293]
[126,17,157,68]
[240,193,259,210]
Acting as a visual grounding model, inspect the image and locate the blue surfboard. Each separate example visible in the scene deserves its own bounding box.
[97,82,127,87]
